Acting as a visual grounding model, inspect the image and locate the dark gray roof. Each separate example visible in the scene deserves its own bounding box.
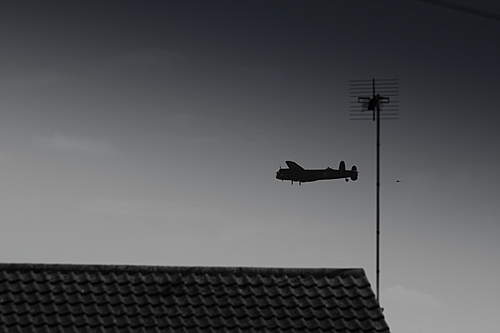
[0,263,390,333]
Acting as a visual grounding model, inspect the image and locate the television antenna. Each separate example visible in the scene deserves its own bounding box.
[349,78,400,303]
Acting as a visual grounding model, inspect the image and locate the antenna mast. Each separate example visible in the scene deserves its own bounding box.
[349,78,399,303]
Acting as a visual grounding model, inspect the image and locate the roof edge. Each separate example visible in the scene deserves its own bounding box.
[0,262,365,277]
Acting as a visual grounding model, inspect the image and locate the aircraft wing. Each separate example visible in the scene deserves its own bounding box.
[285,161,304,170]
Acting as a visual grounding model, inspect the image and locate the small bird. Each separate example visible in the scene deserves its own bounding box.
[395,180,400,183]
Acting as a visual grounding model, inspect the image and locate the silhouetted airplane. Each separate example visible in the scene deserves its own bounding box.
[276,161,358,185]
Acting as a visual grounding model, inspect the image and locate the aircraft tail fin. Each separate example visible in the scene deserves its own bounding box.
[351,165,358,181]
[339,161,346,172]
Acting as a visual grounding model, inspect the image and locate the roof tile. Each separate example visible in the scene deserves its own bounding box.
[0,263,389,332]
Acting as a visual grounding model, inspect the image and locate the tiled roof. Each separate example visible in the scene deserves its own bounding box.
[0,263,390,333]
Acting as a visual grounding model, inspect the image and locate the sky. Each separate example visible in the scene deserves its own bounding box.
[0,0,499,332]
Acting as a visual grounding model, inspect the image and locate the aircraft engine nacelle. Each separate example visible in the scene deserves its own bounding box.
[351,166,358,181]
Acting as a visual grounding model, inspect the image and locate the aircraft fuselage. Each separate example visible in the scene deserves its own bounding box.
[276,161,358,183]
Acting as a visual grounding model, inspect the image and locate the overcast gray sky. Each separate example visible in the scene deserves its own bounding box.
[0,1,499,332]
